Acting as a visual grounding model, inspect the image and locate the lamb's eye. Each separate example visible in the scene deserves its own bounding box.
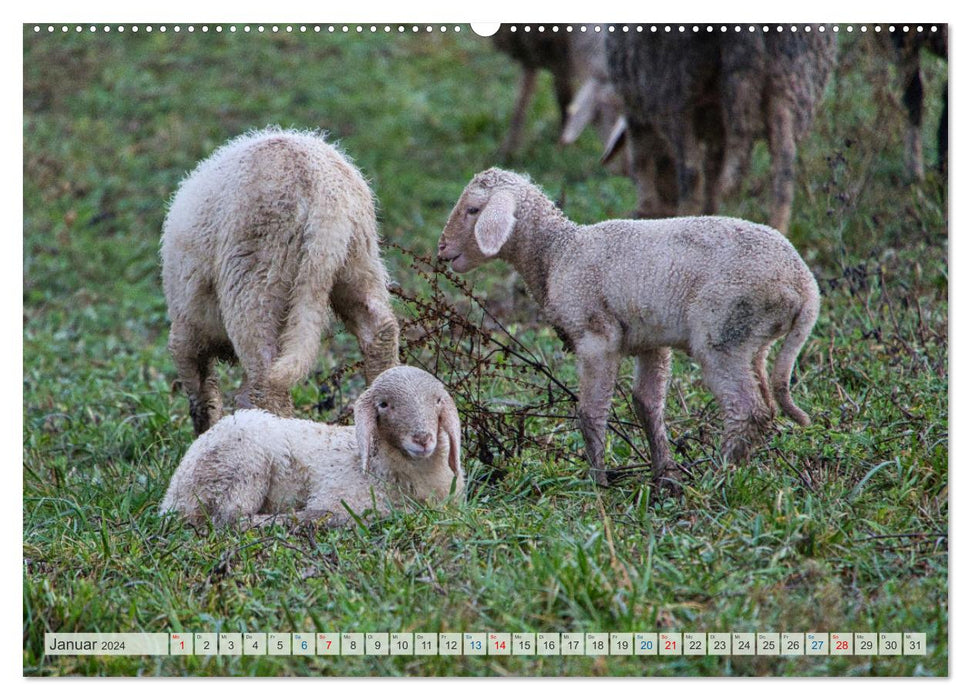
[378,401,389,410]
[466,206,480,215]
[436,397,443,405]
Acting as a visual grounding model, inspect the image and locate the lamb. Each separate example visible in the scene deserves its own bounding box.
[437,168,819,494]
[602,31,837,233]
[161,127,400,435]
[159,366,463,527]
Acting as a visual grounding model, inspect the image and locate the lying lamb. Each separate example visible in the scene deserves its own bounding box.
[438,168,819,494]
[160,366,463,527]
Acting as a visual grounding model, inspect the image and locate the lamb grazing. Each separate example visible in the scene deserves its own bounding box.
[161,127,400,435]
[437,168,819,494]
[492,26,623,162]
[603,31,837,233]
[159,366,463,527]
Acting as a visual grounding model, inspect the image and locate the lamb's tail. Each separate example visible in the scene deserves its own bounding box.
[771,283,820,426]
[266,213,352,389]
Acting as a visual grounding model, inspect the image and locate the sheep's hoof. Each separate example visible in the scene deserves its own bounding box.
[721,441,753,466]
[652,474,683,500]
[589,467,611,488]
[652,462,685,500]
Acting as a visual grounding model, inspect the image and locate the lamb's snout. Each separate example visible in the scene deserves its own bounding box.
[403,430,437,458]
[437,230,460,259]
[413,431,434,448]
[436,237,467,272]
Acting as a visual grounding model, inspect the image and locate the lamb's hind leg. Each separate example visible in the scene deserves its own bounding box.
[628,123,677,219]
[224,294,296,418]
[632,348,682,495]
[701,351,773,464]
[752,342,775,419]
[169,323,222,435]
[332,277,400,385]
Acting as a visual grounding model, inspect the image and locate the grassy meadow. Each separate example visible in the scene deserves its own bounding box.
[22,25,948,676]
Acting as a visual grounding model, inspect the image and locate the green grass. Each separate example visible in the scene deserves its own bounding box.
[23,26,947,676]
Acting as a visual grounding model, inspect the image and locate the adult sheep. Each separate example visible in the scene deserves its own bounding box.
[604,31,837,234]
[161,127,400,435]
[492,25,624,165]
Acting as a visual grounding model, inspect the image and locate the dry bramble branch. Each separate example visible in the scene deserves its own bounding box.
[312,243,654,483]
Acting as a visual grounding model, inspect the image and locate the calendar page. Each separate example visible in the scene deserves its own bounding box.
[22,3,949,680]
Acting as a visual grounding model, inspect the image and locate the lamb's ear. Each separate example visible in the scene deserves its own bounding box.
[438,393,462,478]
[473,189,516,257]
[354,388,377,473]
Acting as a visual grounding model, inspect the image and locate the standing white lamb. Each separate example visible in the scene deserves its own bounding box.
[160,366,463,527]
[161,127,400,435]
[437,168,819,493]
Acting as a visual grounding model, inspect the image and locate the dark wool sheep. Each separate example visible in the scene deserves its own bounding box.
[605,31,837,233]
[492,26,623,162]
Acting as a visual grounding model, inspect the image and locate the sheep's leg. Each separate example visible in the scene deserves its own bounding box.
[236,371,294,416]
[714,127,755,207]
[767,100,797,234]
[332,281,400,384]
[752,343,775,419]
[629,123,676,218]
[239,346,295,419]
[235,372,255,409]
[702,354,773,464]
[899,43,925,181]
[701,129,726,216]
[169,326,222,435]
[666,118,706,216]
[716,49,759,203]
[632,348,682,495]
[167,452,273,527]
[499,67,538,159]
[552,66,574,128]
[225,292,296,418]
[207,460,273,526]
[575,336,621,486]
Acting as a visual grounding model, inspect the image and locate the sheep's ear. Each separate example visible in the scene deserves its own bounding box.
[601,116,628,166]
[473,189,516,257]
[560,78,600,145]
[354,388,377,473]
[439,393,462,478]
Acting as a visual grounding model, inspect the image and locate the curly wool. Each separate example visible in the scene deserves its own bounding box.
[160,366,464,527]
[604,32,837,232]
[161,126,400,435]
[439,168,819,492]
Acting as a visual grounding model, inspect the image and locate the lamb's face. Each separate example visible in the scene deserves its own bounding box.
[366,368,451,462]
[437,186,494,273]
[355,365,463,479]
[439,169,520,274]
[371,387,443,460]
